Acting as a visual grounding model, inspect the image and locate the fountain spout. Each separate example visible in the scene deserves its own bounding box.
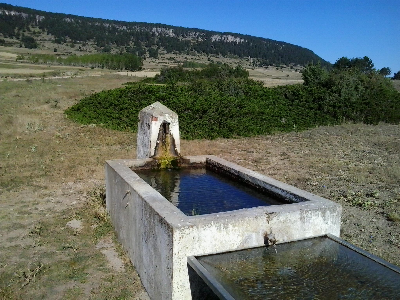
[137,102,181,168]
[154,121,179,158]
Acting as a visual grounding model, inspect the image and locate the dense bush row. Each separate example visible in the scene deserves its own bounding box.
[65,62,400,140]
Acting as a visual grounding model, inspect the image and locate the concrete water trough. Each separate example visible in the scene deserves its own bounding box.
[188,234,400,299]
[105,155,342,300]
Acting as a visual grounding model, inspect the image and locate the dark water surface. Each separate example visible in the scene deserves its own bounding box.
[197,237,400,299]
[135,168,284,216]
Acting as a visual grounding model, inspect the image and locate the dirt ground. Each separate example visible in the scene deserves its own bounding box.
[1,68,399,298]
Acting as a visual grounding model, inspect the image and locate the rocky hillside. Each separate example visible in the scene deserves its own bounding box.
[0,3,330,67]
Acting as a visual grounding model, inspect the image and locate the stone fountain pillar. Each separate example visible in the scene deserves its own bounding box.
[137,101,180,160]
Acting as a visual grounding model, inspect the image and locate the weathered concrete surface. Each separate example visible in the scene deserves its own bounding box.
[137,102,180,159]
[106,156,342,300]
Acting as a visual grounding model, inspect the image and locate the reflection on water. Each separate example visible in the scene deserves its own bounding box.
[135,168,284,216]
[197,237,400,299]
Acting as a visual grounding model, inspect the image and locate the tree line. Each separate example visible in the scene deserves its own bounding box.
[18,53,143,71]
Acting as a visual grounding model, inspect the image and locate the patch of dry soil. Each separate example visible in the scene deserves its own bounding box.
[0,72,399,298]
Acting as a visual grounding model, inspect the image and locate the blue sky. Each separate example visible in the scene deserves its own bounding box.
[4,0,400,74]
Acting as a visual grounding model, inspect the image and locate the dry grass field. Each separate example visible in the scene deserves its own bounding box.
[1,54,399,299]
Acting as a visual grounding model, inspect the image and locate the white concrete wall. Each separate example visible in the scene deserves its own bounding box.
[106,159,179,299]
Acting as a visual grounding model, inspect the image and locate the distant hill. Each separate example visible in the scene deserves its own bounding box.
[0,3,330,67]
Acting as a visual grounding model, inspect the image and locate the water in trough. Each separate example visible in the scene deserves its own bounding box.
[135,167,286,216]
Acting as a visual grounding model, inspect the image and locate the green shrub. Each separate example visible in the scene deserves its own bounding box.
[181,61,207,68]
[21,35,37,49]
[154,63,248,84]
[302,62,400,125]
